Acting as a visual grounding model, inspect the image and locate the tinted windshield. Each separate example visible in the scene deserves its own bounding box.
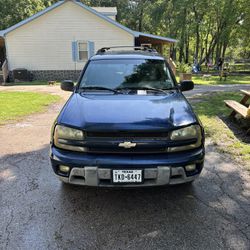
[79,59,175,90]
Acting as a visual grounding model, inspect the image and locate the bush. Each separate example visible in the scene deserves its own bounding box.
[177,62,192,73]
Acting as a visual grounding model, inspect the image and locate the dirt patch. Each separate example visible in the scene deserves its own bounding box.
[0,85,71,101]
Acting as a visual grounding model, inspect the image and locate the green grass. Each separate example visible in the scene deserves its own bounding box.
[231,63,250,72]
[176,75,250,85]
[0,91,60,124]
[192,92,250,170]
[10,75,250,86]
[11,81,60,86]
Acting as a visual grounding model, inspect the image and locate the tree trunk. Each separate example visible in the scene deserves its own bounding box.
[138,4,144,32]
[179,45,184,63]
[200,30,220,65]
[199,48,205,65]
[193,6,203,64]
[170,44,176,60]
[222,41,228,59]
[185,35,189,64]
[195,24,200,61]
[178,8,187,63]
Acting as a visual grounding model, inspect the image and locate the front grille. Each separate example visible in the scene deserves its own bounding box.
[55,131,198,154]
[86,131,168,139]
[84,130,169,154]
[87,146,168,154]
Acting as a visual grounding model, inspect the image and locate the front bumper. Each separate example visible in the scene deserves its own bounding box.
[50,146,205,187]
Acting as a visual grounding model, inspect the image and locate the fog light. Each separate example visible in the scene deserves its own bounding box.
[185,164,196,172]
[59,165,70,173]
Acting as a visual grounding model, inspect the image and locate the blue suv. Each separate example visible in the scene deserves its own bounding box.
[50,47,205,187]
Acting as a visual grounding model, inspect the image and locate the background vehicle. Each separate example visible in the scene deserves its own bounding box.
[50,46,205,187]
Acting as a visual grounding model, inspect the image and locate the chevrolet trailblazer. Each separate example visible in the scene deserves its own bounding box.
[50,47,205,187]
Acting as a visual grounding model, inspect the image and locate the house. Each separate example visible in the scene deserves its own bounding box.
[0,0,177,82]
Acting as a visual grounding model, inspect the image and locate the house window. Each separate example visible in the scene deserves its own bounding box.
[72,41,95,62]
[78,41,88,61]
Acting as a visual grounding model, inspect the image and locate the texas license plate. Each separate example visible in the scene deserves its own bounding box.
[112,170,143,183]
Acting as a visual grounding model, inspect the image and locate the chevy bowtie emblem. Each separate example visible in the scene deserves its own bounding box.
[119,141,137,149]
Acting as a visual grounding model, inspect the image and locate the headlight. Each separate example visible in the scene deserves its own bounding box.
[53,125,86,152]
[168,125,202,152]
[170,125,200,140]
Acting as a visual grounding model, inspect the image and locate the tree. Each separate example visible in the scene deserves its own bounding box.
[0,0,249,62]
[0,0,46,30]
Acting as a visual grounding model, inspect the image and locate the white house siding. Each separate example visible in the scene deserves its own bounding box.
[5,1,134,72]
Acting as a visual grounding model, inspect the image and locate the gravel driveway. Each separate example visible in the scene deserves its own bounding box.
[184,84,250,97]
[0,85,249,250]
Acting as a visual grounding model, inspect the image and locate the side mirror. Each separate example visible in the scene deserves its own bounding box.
[180,80,194,92]
[61,80,74,92]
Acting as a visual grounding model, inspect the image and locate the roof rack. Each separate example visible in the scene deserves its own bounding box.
[96,46,158,54]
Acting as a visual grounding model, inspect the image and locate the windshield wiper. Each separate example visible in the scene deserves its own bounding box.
[116,87,169,94]
[162,86,178,91]
[78,86,120,94]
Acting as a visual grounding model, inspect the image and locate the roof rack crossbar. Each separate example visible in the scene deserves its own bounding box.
[96,46,157,54]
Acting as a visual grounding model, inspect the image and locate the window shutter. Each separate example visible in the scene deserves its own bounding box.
[71,41,78,62]
[88,41,95,58]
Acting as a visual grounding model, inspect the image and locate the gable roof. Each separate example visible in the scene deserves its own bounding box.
[0,0,135,36]
[73,0,136,36]
[135,32,177,43]
[0,0,177,43]
[92,7,117,16]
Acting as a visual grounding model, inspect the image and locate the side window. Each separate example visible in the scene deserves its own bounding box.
[72,41,95,62]
[78,41,88,61]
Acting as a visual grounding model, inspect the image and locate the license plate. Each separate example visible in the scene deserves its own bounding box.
[112,170,143,183]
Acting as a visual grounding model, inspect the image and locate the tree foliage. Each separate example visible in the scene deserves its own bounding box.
[0,0,47,30]
[0,0,249,63]
[141,0,250,63]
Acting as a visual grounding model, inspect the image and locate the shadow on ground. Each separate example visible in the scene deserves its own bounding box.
[220,116,250,143]
[188,92,250,145]
[0,145,250,250]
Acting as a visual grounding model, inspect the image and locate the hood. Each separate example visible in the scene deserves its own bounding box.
[58,92,197,131]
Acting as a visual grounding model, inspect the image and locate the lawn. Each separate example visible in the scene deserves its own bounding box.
[10,81,60,86]
[0,91,60,125]
[192,92,250,170]
[7,75,250,86]
[176,75,250,85]
[231,63,250,72]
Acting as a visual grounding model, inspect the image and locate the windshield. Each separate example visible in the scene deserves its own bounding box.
[79,59,175,90]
